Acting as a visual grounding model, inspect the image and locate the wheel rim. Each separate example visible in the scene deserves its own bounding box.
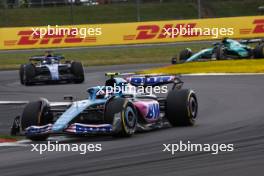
[125,106,136,128]
[189,96,197,118]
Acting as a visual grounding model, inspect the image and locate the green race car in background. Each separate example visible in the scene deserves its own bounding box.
[171,38,264,64]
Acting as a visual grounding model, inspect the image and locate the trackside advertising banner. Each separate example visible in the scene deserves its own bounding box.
[0,16,264,50]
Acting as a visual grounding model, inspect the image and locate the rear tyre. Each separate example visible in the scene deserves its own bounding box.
[24,64,36,86]
[71,62,84,83]
[21,100,53,141]
[254,43,264,58]
[166,89,198,126]
[104,98,137,137]
[179,48,193,61]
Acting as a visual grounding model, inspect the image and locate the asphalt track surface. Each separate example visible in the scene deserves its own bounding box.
[0,64,263,176]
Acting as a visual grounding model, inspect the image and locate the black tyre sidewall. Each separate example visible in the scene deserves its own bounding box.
[71,62,84,83]
[254,43,264,58]
[215,46,225,60]
[166,89,198,126]
[171,58,177,64]
[24,64,36,85]
[120,102,137,136]
[179,48,192,61]
[104,97,137,137]
[21,101,51,141]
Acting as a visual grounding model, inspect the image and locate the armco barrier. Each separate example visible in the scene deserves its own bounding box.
[0,16,264,50]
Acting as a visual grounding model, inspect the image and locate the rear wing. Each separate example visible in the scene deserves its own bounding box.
[105,72,183,88]
[212,38,264,46]
[239,38,264,44]
[29,55,65,61]
[126,74,183,88]
[105,72,135,78]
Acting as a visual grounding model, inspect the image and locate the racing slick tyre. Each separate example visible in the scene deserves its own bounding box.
[215,46,225,60]
[24,64,36,86]
[71,61,84,83]
[104,97,137,137]
[179,48,193,61]
[21,100,53,141]
[171,57,178,64]
[171,58,176,64]
[19,64,25,85]
[254,43,264,58]
[166,89,198,126]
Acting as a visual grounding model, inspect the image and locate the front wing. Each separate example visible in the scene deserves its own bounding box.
[25,123,113,136]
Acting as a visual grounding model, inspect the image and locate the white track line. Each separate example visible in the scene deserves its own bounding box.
[0,101,29,105]
[0,142,28,147]
[0,139,32,147]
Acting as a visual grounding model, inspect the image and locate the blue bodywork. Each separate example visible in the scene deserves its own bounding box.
[51,99,106,132]
[44,64,60,80]
[34,56,65,81]
[25,75,177,136]
[127,75,176,86]
[19,54,85,87]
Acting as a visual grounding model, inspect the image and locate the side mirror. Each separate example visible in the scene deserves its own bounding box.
[64,95,74,101]
[10,116,20,136]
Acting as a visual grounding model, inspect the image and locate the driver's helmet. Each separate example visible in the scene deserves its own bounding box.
[45,51,53,57]
[44,51,53,64]
[96,89,106,99]
[222,37,228,44]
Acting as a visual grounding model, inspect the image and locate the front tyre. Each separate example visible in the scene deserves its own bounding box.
[171,57,177,64]
[21,100,53,141]
[166,89,198,126]
[179,48,193,61]
[24,64,36,86]
[104,98,137,137]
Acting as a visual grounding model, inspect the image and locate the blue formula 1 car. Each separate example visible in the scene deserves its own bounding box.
[19,54,84,85]
[171,38,264,64]
[10,73,198,141]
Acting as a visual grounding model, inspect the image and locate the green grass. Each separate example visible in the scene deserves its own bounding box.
[0,43,208,70]
[206,0,264,17]
[141,59,264,74]
[0,2,197,27]
[0,134,20,140]
[0,0,262,27]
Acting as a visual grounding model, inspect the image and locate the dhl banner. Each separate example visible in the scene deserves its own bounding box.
[0,16,264,50]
